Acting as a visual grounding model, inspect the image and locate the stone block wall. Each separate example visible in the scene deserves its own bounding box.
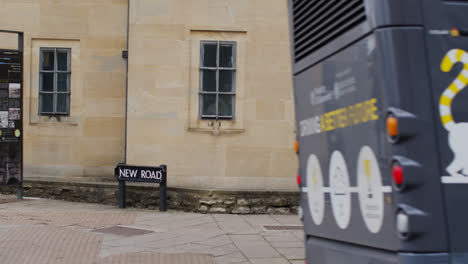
[0,0,128,182]
[126,0,297,192]
[0,180,299,215]
[0,0,298,194]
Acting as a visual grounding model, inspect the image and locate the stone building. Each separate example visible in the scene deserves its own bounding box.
[0,0,297,212]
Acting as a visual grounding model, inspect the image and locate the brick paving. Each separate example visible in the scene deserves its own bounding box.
[0,194,18,204]
[0,211,137,228]
[0,226,102,264]
[0,196,305,264]
[97,253,215,264]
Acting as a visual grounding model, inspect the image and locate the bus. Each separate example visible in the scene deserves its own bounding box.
[288,1,468,263]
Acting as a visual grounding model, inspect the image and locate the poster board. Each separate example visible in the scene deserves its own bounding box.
[0,31,22,186]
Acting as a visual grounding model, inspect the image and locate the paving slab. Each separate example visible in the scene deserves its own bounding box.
[214,214,258,235]
[271,215,302,226]
[242,215,281,231]
[270,241,304,248]
[292,231,305,242]
[0,226,103,264]
[0,198,304,264]
[229,234,281,258]
[275,247,305,260]
[192,234,233,247]
[250,258,291,264]
[263,232,303,243]
[214,251,247,264]
[97,252,216,264]
[290,261,306,264]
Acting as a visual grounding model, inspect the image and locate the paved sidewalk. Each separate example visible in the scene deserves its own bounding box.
[0,195,304,264]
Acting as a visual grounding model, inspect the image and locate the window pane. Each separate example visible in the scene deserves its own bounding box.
[41,49,54,71]
[218,95,233,117]
[202,94,216,116]
[57,94,69,113]
[57,73,69,92]
[57,50,69,71]
[40,72,54,92]
[219,44,234,68]
[201,70,216,92]
[219,70,235,92]
[40,94,54,113]
[202,43,217,67]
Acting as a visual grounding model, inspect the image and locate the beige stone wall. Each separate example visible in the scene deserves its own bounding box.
[126,0,297,191]
[0,0,128,182]
[0,0,297,191]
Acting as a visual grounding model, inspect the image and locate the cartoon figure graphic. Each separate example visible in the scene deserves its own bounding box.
[439,49,468,177]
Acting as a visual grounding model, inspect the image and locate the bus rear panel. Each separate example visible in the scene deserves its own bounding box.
[288,1,468,263]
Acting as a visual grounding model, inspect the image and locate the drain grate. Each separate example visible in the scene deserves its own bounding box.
[93,226,153,237]
[263,225,303,231]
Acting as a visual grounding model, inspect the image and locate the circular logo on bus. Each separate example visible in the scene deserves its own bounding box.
[329,151,351,229]
[357,146,384,233]
[306,154,325,225]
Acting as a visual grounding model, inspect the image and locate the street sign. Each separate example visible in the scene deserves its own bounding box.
[114,163,167,211]
[114,164,166,183]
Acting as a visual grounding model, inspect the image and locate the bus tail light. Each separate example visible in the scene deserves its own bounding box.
[294,140,299,153]
[386,108,419,143]
[392,156,424,191]
[386,116,399,138]
[392,164,404,189]
[297,174,302,186]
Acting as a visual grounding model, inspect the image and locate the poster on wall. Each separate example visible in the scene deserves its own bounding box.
[0,111,8,128]
[0,42,23,186]
[8,83,20,98]
[8,108,20,120]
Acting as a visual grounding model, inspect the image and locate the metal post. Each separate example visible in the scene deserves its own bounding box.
[16,184,23,200]
[159,165,167,211]
[118,180,126,208]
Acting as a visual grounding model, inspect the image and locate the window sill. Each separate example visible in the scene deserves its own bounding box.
[29,115,80,126]
[188,119,244,136]
[188,127,245,136]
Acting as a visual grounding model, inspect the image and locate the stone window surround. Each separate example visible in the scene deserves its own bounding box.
[188,28,247,135]
[29,38,81,125]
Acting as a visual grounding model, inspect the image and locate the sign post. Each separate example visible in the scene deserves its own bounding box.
[118,180,126,209]
[114,164,167,211]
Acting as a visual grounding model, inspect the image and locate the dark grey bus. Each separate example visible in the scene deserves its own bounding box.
[288,1,468,263]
